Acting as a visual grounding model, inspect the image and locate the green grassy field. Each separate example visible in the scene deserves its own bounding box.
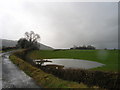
[28,49,119,72]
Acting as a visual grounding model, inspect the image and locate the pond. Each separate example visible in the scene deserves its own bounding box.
[41,59,105,69]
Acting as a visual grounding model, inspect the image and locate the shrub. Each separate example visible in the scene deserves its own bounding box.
[41,67,119,89]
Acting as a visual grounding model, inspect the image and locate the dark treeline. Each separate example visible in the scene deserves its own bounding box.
[70,45,96,50]
[2,46,17,51]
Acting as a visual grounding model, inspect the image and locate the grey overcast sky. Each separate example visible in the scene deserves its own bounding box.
[0,0,118,49]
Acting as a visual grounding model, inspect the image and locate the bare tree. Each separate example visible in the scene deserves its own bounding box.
[25,31,40,44]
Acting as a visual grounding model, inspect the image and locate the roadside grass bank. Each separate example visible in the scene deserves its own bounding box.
[9,52,88,88]
[28,49,119,72]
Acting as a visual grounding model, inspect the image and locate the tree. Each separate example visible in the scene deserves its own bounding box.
[25,31,40,44]
[87,45,96,50]
[70,45,96,50]
[17,38,29,48]
[17,31,40,49]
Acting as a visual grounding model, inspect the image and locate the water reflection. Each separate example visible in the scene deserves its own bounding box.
[39,59,105,69]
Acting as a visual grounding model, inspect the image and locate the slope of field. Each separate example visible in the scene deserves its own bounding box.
[28,49,119,72]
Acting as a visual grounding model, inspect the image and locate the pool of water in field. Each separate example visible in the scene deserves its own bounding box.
[41,59,105,69]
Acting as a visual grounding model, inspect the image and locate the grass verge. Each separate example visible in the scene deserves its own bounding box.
[9,54,88,88]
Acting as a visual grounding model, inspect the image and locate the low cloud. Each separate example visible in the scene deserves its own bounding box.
[1,1,118,49]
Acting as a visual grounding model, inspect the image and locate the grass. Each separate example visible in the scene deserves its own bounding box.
[28,49,119,72]
[9,53,89,88]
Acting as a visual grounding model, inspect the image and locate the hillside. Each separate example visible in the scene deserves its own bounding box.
[1,39,17,48]
[0,39,53,50]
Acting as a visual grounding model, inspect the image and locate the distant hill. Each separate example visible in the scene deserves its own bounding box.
[0,39,53,50]
[39,43,54,50]
[1,39,17,48]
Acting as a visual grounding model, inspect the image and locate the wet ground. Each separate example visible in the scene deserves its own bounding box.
[0,52,40,88]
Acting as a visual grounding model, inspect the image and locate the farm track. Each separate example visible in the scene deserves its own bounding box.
[1,51,40,88]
